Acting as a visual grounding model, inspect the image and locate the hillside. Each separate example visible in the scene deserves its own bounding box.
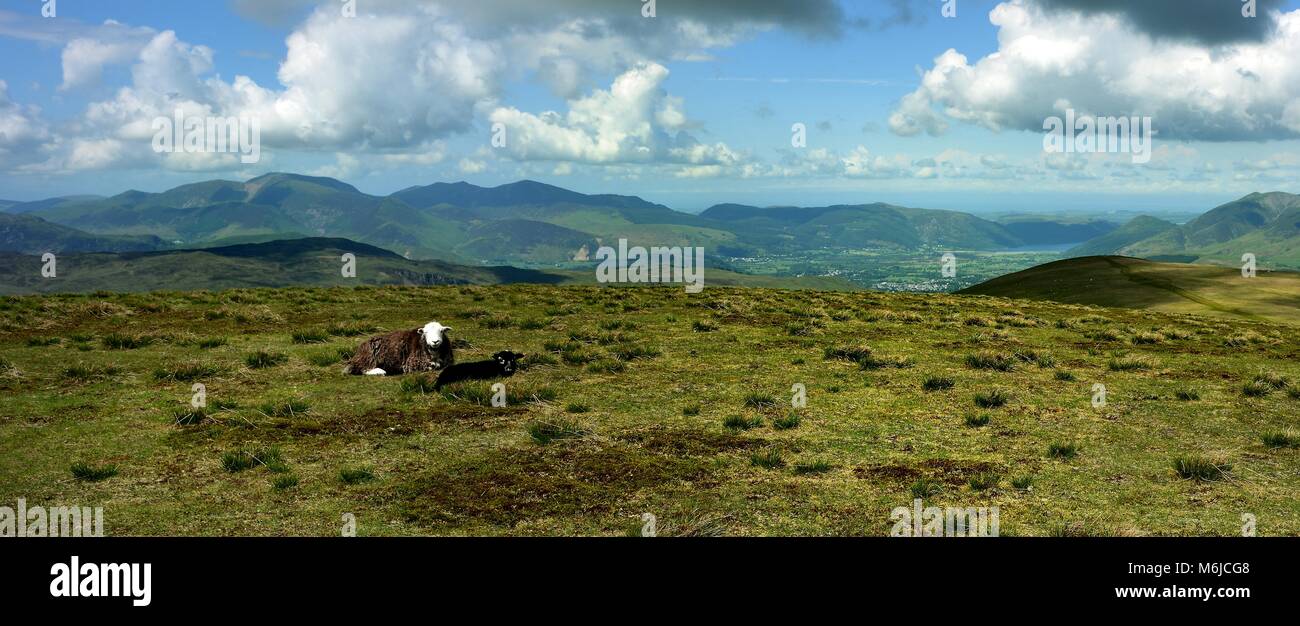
[1065,216,1178,257]
[0,212,165,254]
[996,216,1119,246]
[1069,192,1300,268]
[698,202,1024,251]
[961,256,1300,324]
[0,238,566,295]
[2,283,1297,536]
[12,174,1121,267]
[0,237,858,295]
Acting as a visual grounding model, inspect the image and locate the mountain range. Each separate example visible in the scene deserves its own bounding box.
[0,173,1122,265]
[0,237,860,295]
[1066,192,1300,268]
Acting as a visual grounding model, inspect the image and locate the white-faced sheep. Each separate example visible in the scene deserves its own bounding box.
[343,321,454,376]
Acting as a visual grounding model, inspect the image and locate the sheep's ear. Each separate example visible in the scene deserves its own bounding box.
[443,326,452,332]
[517,353,526,360]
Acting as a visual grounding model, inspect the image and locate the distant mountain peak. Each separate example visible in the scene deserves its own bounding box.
[244,172,361,194]
[392,178,667,211]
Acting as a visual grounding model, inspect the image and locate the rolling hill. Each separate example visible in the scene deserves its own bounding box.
[0,238,566,295]
[697,202,1025,252]
[0,213,165,255]
[0,237,859,295]
[960,256,1300,324]
[994,216,1119,246]
[1065,216,1179,257]
[8,174,1120,266]
[1067,192,1300,268]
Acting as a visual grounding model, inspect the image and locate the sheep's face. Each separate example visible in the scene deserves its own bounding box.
[421,322,451,349]
[493,351,525,374]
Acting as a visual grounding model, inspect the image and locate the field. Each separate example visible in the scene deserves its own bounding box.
[719,248,1064,292]
[963,256,1300,325]
[2,284,1299,536]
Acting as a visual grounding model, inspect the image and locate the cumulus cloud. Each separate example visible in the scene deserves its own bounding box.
[488,62,742,170]
[1033,0,1288,44]
[890,1,1300,142]
[0,80,52,170]
[25,5,502,172]
[26,0,838,173]
[232,0,851,99]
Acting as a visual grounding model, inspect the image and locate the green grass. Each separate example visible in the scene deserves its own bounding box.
[4,282,1300,536]
[196,336,228,349]
[750,448,786,469]
[968,471,1000,491]
[974,388,1010,409]
[259,399,310,418]
[793,460,833,475]
[966,351,1015,371]
[723,415,763,432]
[922,376,955,392]
[102,332,153,349]
[244,350,288,369]
[1261,431,1299,449]
[338,467,376,485]
[222,447,284,473]
[1048,442,1080,460]
[70,462,118,482]
[910,477,941,499]
[1109,354,1158,372]
[153,362,221,382]
[964,412,990,427]
[527,419,588,444]
[742,392,777,409]
[291,329,330,344]
[1172,456,1231,482]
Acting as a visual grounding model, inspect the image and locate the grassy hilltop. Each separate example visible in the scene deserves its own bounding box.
[1,283,1298,536]
[962,256,1300,325]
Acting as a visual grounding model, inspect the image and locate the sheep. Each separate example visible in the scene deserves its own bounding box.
[433,351,525,389]
[343,321,454,376]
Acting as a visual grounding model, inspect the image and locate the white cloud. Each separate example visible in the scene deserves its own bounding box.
[890,1,1300,142]
[488,62,742,171]
[457,157,486,174]
[0,80,52,170]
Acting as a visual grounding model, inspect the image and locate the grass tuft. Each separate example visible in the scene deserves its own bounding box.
[339,467,376,485]
[1172,456,1231,482]
[1047,442,1079,460]
[910,477,941,499]
[967,471,1000,491]
[244,350,288,369]
[772,411,802,430]
[70,462,118,482]
[527,419,588,444]
[973,388,1010,409]
[1261,431,1300,449]
[922,376,955,392]
[749,448,786,469]
[723,415,763,432]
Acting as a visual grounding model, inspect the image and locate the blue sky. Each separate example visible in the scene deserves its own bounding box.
[1,0,1299,215]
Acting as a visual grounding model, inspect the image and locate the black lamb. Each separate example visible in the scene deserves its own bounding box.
[433,351,526,389]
